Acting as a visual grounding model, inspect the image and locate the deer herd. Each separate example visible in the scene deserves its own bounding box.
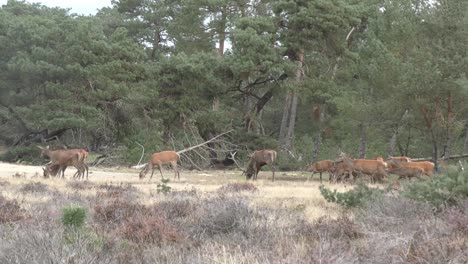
[37,145,435,184]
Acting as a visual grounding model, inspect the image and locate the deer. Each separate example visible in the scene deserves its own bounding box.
[388,166,424,180]
[387,158,434,176]
[307,160,334,183]
[386,156,411,169]
[337,152,388,184]
[139,150,180,180]
[38,146,88,179]
[329,161,355,183]
[244,149,277,181]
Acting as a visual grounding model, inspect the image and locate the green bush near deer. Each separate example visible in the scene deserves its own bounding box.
[319,182,384,208]
[402,168,468,208]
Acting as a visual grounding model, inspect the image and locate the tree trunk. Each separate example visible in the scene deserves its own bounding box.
[442,92,453,158]
[387,109,409,157]
[464,123,468,153]
[280,49,303,151]
[218,7,227,56]
[278,92,292,144]
[311,131,322,163]
[284,91,298,150]
[358,123,368,159]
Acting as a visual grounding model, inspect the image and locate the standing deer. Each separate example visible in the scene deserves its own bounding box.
[245,149,277,181]
[307,160,334,183]
[139,150,180,180]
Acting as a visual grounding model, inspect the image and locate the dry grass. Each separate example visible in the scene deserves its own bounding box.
[0,162,466,263]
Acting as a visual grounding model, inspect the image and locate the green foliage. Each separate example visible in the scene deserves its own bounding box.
[156,179,172,195]
[0,146,41,163]
[319,182,384,208]
[402,169,468,208]
[61,206,87,228]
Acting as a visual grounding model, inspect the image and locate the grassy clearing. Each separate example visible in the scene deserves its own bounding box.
[0,163,466,263]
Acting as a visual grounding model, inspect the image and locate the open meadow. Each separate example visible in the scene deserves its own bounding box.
[0,162,466,263]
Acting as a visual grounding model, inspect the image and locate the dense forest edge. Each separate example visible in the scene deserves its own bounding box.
[0,0,467,170]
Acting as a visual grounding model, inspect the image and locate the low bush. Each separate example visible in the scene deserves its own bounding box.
[194,195,252,237]
[0,195,25,224]
[217,182,258,193]
[402,169,468,208]
[96,183,138,199]
[119,214,186,245]
[61,206,87,228]
[66,181,95,190]
[18,182,50,194]
[319,182,384,208]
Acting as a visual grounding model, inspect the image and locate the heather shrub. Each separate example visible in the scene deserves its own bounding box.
[93,198,147,228]
[444,199,468,233]
[217,182,258,193]
[402,169,468,208]
[154,198,197,219]
[194,195,252,237]
[96,183,139,200]
[18,182,50,194]
[319,182,384,208]
[66,180,95,190]
[61,206,87,228]
[118,214,186,245]
[0,195,25,224]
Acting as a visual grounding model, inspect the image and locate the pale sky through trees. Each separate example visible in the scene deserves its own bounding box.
[0,0,111,15]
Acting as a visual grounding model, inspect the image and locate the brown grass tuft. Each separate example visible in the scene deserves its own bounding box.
[217,182,258,193]
[0,195,25,223]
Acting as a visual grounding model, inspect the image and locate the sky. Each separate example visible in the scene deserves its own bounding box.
[0,0,112,15]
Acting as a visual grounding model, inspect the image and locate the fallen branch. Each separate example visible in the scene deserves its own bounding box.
[411,153,468,162]
[130,130,234,169]
[176,130,234,155]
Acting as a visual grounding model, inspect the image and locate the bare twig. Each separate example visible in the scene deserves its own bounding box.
[135,142,145,166]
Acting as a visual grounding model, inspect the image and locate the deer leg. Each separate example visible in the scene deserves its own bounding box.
[150,165,156,179]
[158,165,164,180]
[172,162,180,180]
[319,172,322,183]
[271,164,275,182]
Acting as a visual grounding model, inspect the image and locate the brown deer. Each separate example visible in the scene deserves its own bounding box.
[330,161,355,183]
[387,158,434,176]
[338,153,388,184]
[139,150,180,180]
[386,156,411,169]
[388,166,424,180]
[307,160,334,182]
[245,149,277,181]
[38,146,88,179]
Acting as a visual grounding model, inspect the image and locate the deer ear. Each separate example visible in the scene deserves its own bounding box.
[37,146,43,150]
[46,145,50,149]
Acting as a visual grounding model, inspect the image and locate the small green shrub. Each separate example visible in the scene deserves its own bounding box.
[319,182,384,208]
[157,178,172,195]
[402,169,468,208]
[61,206,87,228]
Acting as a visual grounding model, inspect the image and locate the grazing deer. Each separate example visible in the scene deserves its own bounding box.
[307,160,334,183]
[245,149,277,181]
[139,150,180,180]
[38,146,88,179]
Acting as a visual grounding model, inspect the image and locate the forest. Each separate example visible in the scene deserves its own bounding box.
[0,0,467,168]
